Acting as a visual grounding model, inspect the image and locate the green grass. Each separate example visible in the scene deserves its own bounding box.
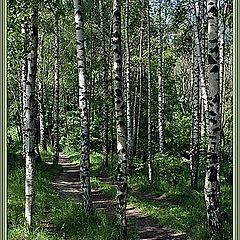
[87,151,232,240]
[8,143,129,240]
[60,148,232,239]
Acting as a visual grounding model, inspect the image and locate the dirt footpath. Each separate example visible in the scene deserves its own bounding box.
[52,154,187,240]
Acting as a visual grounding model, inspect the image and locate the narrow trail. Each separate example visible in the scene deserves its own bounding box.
[52,154,188,240]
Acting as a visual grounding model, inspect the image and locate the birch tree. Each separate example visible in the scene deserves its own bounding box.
[146,0,152,182]
[53,12,60,166]
[99,0,109,167]
[24,4,38,227]
[190,47,200,190]
[204,0,222,237]
[219,0,228,149]
[112,0,128,235]
[124,0,133,173]
[73,0,92,212]
[134,21,144,156]
[157,0,164,153]
[21,16,28,153]
[193,0,209,138]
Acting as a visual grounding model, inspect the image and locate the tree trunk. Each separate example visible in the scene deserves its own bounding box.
[53,15,60,166]
[193,0,209,139]
[135,22,144,156]
[157,0,164,153]
[219,1,228,153]
[132,69,138,155]
[99,0,109,167]
[204,0,222,237]
[190,47,200,190]
[39,81,47,151]
[73,0,93,213]
[21,16,28,154]
[125,0,133,174]
[146,1,152,182]
[24,5,38,227]
[112,0,128,236]
[38,36,47,151]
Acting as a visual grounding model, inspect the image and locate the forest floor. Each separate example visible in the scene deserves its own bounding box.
[52,153,188,240]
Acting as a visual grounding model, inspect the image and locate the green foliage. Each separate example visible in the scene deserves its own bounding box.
[154,152,189,187]
[165,112,191,153]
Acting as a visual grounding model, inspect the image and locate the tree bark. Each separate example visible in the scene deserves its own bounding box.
[204,0,222,237]
[112,0,128,236]
[125,0,133,174]
[24,4,38,227]
[157,0,164,153]
[99,0,109,167]
[73,0,93,213]
[193,0,209,139]
[146,1,152,182]
[219,0,228,152]
[53,15,60,166]
[190,47,200,190]
[21,16,28,154]
[135,22,144,156]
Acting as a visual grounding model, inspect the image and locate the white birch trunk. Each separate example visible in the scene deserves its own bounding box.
[112,0,128,235]
[25,5,38,227]
[190,47,200,190]
[204,0,222,237]
[157,0,164,153]
[147,1,152,182]
[73,0,93,212]
[125,0,133,173]
[136,23,144,155]
[99,0,109,167]
[193,0,209,137]
[53,16,60,166]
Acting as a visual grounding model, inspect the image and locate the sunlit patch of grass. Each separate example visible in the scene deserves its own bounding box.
[40,145,54,162]
[91,176,116,198]
[63,148,80,164]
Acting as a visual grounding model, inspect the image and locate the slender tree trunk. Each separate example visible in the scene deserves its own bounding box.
[99,0,109,167]
[53,15,60,166]
[193,0,209,138]
[39,81,47,151]
[24,5,38,227]
[33,95,41,163]
[22,16,28,154]
[190,47,200,190]
[146,1,152,182]
[136,23,144,156]
[125,0,133,174]
[112,0,128,236]
[73,0,93,213]
[219,1,228,152]
[157,0,164,153]
[204,0,222,237]
[38,36,47,151]
[132,69,138,155]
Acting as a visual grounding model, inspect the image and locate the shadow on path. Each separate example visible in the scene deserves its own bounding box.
[52,154,188,240]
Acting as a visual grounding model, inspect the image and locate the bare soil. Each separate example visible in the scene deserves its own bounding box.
[52,154,188,240]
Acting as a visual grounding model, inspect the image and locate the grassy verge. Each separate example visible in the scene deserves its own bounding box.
[8,143,128,240]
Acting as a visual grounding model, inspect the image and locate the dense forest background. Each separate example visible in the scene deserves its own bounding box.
[7,0,233,239]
